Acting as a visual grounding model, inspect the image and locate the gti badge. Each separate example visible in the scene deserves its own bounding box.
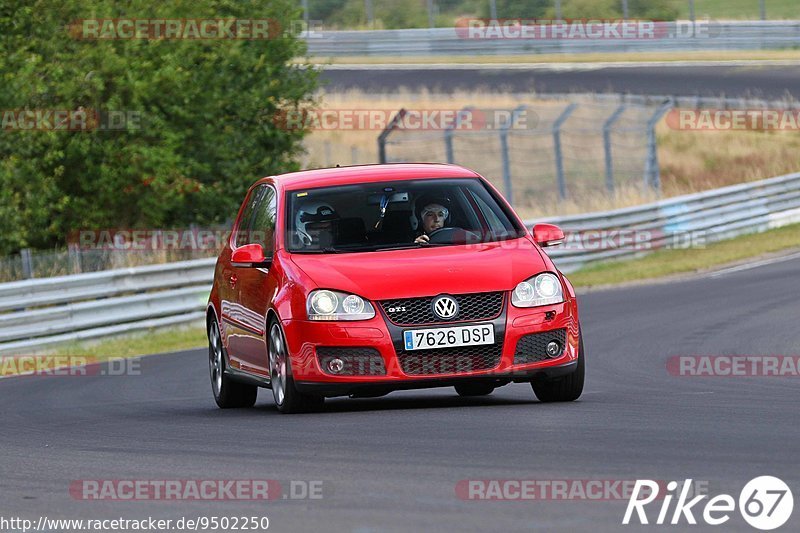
[432,295,459,320]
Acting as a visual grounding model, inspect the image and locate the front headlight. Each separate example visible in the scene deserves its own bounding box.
[511,273,564,308]
[307,290,375,321]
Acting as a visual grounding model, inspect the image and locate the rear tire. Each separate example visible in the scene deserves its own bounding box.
[268,321,325,414]
[531,330,585,403]
[208,318,258,408]
[454,383,495,397]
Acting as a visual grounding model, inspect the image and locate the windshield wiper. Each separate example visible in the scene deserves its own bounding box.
[367,242,449,252]
[292,247,351,254]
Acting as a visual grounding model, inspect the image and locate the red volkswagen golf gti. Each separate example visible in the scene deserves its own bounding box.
[206,163,584,413]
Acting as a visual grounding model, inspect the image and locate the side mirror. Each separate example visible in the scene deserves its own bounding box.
[532,223,565,247]
[231,243,272,268]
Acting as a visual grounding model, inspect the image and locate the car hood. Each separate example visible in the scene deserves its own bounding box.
[289,238,548,300]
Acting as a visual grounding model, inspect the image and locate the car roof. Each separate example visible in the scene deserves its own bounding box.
[260,163,482,192]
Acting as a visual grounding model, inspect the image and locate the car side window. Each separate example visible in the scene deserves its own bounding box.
[249,186,277,255]
[235,185,266,248]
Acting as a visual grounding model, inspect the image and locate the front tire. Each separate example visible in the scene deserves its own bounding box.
[268,321,324,414]
[454,383,495,396]
[208,319,257,408]
[531,330,585,403]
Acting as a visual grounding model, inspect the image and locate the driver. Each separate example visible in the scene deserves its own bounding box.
[413,196,451,244]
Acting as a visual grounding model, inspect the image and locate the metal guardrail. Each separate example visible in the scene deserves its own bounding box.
[1,171,799,352]
[306,21,800,56]
[0,259,216,354]
[531,171,800,272]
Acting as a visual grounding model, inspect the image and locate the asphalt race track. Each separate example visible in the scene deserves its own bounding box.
[320,64,800,99]
[2,255,799,532]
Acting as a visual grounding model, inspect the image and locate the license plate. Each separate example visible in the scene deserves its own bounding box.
[403,324,495,351]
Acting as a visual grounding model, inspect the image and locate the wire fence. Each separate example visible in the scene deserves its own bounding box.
[0,243,219,283]
[379,98,670,212]
[378,92,800,211]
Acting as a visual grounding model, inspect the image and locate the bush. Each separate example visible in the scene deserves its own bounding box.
[0,0,317,254]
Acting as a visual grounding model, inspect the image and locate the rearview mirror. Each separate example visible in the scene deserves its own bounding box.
[231,243,272,268]
[367,192,409,205]
[532,223,565,247]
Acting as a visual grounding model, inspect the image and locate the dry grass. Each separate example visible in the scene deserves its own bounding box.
[658,126,800,196]
[301,89,542,167]
[302,90,800,217]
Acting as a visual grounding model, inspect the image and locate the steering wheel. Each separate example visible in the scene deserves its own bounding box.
[427,227,480,244]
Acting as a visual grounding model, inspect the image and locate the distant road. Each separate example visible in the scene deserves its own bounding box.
[320,64,800,99]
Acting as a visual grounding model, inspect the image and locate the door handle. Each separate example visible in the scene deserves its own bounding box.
[229,274,238,288]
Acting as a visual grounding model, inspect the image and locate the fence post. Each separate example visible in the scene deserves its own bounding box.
[603,104,627,195]
[444,106,472,165]
[498,105,527,206]
[68,243,82,274]
[644,100,674,192]
[444,127,454,164]
[365,0,374,28]
[20,248,33,279]
[378,108,407,163]
[552,103,577,199]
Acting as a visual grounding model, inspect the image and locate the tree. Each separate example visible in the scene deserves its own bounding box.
[0,0,317,254]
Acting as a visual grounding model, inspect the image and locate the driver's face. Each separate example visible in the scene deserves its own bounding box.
[421,203,446,233]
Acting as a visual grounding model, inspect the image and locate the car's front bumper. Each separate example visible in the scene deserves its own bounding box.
[295,360,578,397]
[281,293,580,397]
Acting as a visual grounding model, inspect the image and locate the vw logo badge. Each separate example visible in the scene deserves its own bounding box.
[432,295,459,320]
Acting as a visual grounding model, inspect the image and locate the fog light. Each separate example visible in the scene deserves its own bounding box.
[546,341,562,358]
[327,358,345,373]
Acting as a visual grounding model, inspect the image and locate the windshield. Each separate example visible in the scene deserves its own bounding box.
[286,178,526,253]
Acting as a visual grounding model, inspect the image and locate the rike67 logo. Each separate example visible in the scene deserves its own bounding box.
[624,477,793,530]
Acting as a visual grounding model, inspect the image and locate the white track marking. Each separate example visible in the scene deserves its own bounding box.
[709,251,800,278]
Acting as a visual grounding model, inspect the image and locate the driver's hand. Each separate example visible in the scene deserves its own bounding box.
[414,234,430,244]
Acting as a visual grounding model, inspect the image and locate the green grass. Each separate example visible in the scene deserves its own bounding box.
[569,222,800,288]
[46,324,207,359]
[2,324,207,377]
[670,0,799,19]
